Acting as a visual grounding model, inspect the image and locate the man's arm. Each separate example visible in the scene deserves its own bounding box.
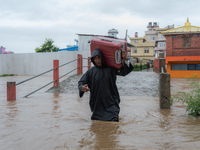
[122,50,128,61]
[82,84,90,92]
[78,72,90,97]
[116,50,133,76]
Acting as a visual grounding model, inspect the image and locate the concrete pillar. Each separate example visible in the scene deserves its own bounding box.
[77,54,83,74]
[159,73,170,109]
[7,82,16,101]
[159,58,166,73]
[53,60,59,86]
[159,52,165,73]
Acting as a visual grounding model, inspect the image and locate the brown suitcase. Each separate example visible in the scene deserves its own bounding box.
[90,37,127,68]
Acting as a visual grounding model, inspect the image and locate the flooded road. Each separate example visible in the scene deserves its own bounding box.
[0,71,200,150]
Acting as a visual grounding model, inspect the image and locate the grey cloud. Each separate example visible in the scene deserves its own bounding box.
[1,0,200,53]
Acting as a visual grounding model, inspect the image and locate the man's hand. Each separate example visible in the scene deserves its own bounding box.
[82,84,90,92]
[122,50,128,60]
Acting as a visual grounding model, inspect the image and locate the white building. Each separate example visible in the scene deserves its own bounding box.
[77,34,102,51]
[108,28,118,38]
[145,22,174,58]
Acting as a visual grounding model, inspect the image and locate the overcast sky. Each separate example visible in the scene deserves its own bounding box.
[1,0,200,53]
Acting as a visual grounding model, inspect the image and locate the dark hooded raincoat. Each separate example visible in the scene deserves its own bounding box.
[78,49,133,122]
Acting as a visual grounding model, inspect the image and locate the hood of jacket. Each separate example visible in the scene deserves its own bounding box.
[91,49,106,67]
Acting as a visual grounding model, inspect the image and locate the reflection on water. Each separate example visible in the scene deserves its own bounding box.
[53,93,60,112]
[79,120,119,149]
[6,101,18,128]
[6,101,18,119]
[159,109,172,130]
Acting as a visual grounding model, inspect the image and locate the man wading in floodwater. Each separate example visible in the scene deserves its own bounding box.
[78,49,133,122]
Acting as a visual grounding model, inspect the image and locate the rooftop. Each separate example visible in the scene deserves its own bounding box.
[162,18,200,35]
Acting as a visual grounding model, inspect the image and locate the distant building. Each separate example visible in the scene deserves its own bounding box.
[145,22,160,42]
[0,46,13,54]
[77,34,102,51]
[162,18,200,78]
[0,46,6,54]
[129,35,155,64]
[57,39,78,51]
[145,22,174,58]
[57,45,78,51]
[108,28,118,38]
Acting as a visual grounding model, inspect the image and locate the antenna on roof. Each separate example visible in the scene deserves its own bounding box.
[125,29,128,41]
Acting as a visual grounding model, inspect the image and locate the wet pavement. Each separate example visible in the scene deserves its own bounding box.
[0,71,200,150]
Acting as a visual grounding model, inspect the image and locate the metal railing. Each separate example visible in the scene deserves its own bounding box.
[18,58,79,98]
[7,55,91,100]
[23,80,56,98]
[59,59,79,79]
[16,68,56,86]
[83,57,90,68]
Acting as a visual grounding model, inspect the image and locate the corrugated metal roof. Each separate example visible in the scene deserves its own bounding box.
[162,18,200,35]
[77,34,135,47]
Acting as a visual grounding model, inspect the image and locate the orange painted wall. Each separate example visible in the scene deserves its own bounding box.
[166,56,200,64]
[167,61,200,78]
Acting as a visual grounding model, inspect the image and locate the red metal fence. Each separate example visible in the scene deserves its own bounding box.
[7,54,90,100]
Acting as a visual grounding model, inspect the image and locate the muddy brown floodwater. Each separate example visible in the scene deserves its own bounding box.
[0,71,200,150]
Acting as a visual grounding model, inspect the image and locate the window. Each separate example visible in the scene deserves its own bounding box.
[159,42,166,48]
[132,49,137,53]
[150,36,155,41]
[171,64,187,70]
[183,37,191,47]
[196,64,200,70]
[188,64,195,70]
[144,49,149,53]
[171,64,200,70]
[134,40,138,43]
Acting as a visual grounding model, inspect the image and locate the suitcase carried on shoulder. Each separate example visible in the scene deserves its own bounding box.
[90,36,127,69]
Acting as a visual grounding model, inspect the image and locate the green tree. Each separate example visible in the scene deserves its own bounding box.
[35,38,59,52]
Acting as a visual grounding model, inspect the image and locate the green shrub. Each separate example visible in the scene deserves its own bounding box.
[143,64,147,69]
[171,74,200,116]
[133,64,139,71]
[132,64,148,71]
[0,74,14,77]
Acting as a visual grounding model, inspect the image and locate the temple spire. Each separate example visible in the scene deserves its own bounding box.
[185,17,191,29]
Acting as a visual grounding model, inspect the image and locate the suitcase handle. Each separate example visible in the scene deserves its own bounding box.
[97,37,125,50]
[115,50,121,64]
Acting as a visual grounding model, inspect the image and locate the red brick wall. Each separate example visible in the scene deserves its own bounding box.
[166,36,173,56]
[173,37,182,48]
[166,34,200,56]
[191,36,200,47]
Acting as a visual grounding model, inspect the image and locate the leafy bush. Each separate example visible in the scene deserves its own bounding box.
[0,74,14,77]
[143,64,147,69]
[133,64,147,71]
[171,74,200,116]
